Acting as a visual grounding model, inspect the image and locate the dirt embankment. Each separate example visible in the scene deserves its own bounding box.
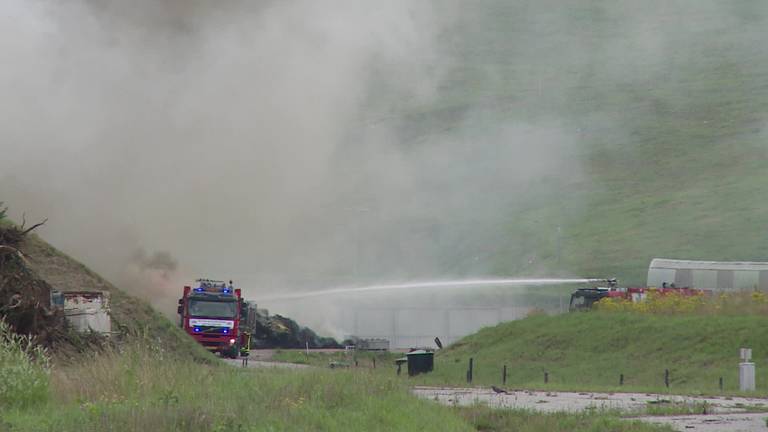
[0,220,211,361]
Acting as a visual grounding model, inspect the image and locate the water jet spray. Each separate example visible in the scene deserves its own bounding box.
[261,277,610,301]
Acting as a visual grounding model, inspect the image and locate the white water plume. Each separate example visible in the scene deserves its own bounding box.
[262,278,607,301]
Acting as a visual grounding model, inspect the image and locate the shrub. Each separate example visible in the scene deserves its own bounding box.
[0,319,50,408]
[595,290,768,315]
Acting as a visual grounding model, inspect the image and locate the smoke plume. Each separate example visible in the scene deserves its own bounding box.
[3,1,763,337]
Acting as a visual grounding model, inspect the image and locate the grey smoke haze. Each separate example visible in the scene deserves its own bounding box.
[2,0,763,326]
[0,0,457,288]
[0,0,575,295]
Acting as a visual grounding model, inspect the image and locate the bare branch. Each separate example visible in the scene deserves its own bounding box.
[21,218,47,236]
[20,212,26,230]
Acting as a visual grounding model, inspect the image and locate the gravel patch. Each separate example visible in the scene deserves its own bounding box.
[413,386,768,431]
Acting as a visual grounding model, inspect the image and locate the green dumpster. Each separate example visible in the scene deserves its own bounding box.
[406,350,434,376]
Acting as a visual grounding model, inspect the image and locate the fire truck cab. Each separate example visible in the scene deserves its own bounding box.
[178,279,242,358]
[569,278,626,311]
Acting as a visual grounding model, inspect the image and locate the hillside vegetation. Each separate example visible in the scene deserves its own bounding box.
[391,1,768,283]
[422,312,768,394]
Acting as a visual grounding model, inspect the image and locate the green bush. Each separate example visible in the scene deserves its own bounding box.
[0,319,50,408]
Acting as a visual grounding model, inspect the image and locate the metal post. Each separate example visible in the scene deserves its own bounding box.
[740,348,755,392]
[740,363,756,391]
[467,358,474,384]
[619,374,624,386]
[544,371,549,384]
[664,369,669,388]
[503,365,507,385]
[719,377,724,391]
[373,357,376,369]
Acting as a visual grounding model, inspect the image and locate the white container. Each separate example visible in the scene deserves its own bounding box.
[739,362,755,391]
[63,291,111,334]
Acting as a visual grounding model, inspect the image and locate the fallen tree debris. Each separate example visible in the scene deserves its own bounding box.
[0,221,63,345]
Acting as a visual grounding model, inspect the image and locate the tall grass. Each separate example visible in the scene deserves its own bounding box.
[0,319,50,408]
[5,338,472,432]
[0,336,677,431]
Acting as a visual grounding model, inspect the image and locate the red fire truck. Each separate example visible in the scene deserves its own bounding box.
[177,279,249,358]
[569,278,706,311]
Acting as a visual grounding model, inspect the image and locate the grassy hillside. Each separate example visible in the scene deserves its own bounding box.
[15,229,211,362]
[420,312,768,394]
[391,1,768,284]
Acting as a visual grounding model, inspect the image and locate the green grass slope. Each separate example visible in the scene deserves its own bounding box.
[392,2,768,283]
[422,312,768,394]
[17,231,211,362]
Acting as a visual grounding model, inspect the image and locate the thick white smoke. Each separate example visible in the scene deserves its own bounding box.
[0,5,627,345]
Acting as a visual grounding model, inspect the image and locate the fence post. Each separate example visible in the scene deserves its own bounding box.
[544,371,549,384]
[664,369,669,388]
[620,374,624,386]
[467,358,474,384]
[719,377,723,391]
[503,365,507,385]
[373,357,376,369]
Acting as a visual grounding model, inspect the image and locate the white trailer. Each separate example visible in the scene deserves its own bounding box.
[647,258,768,291]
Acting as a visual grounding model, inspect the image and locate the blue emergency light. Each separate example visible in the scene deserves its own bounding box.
[193,281,233,294]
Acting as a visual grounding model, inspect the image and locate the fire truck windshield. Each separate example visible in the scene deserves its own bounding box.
[188,299,237,318]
